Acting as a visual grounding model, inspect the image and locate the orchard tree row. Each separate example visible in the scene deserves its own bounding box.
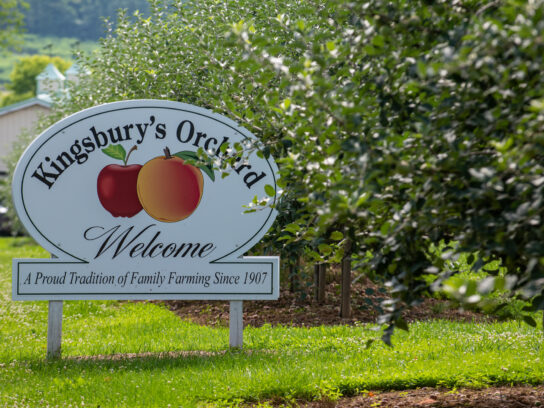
[4,0,544,342]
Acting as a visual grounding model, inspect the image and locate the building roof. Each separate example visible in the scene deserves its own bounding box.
[36,63,65,81]
[0,96,52,117]
[65,63,79,75]
[65,62,91,78]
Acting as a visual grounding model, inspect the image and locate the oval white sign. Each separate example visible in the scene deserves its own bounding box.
[12,100,279,300]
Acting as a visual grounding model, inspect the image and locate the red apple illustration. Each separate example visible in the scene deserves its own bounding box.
[137,147,215,222]
[97,145,143,217]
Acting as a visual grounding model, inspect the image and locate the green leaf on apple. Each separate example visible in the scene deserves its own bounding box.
[174,150,215,182]
[197,164,215,181]
[102,144,127,162]
[174,150,199,161]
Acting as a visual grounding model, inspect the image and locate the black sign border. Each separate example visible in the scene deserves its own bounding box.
[16,259,275,297]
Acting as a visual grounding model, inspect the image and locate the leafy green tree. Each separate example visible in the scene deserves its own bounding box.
[7,54,71,95]
[228,0,544,340]
[232,0,544,340]
[0,90,32,107]
[0,0,27,49]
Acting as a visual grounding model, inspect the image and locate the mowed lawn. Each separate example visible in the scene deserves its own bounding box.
[0,238,542,407]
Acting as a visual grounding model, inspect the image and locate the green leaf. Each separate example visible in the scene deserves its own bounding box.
[380,221,391,236]
[306,250,321,261]
[281,98,291,110]
[277,235,293,241]
[318,243,332,254]
[416,60,427,78]
[330,231,344,241]
[356,192,370,207]
[175,151,215,182]
[102,144,126,162]
[264,184,275,197]
[197,164,215,182]
[285,223,300,233]
[371,35,385,48]
[174,150,199,161]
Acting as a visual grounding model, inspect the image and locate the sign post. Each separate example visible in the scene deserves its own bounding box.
[12,100,280,356]
[229,300,243,348]
[47,299,62,358]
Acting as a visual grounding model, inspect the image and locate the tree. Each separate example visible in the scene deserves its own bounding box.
[0,0,27,49]
[7,54,71,95]
[231,0,544,340]
[0,90,33,107]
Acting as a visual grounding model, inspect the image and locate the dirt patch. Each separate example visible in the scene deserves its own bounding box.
[305,386,544,408]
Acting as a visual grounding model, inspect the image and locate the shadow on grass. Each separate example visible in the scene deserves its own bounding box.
[20,347,280,373]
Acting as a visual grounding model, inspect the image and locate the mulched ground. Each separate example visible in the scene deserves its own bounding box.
[162,277,542,408]
[165,278,491,328]
[304,386,544,408]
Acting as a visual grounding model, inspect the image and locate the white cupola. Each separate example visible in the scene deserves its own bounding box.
[36,63,65,99]
[65,63,81,84]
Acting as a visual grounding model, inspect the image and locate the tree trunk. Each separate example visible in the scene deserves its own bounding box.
[318,263,326,304]
[289,258,300,293]
[340,239,352,318]
[314,264,319,301]
[289,263,295,293]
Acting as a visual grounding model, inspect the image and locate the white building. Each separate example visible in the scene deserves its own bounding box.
[0,63,84,174]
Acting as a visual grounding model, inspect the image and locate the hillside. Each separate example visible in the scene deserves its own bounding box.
[23,0,149,41]
[0,34,96,86]
[1,0,149,86]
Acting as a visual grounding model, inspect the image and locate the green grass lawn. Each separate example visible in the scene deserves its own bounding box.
[0,238,543,407]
